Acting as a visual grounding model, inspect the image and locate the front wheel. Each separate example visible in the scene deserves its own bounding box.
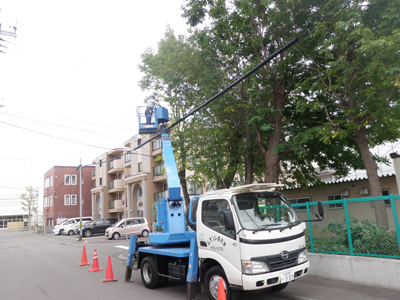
[204,266,239,300]
[141,256,160,289]
[59,229,64,235]
[112,232,120,240]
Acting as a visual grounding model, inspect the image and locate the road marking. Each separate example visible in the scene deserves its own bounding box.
[115,245,129,250]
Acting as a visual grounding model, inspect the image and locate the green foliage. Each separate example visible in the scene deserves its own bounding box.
[310,218,400,257]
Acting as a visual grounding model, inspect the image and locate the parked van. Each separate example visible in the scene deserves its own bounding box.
[52,217,92,235]
[105,217,149,240]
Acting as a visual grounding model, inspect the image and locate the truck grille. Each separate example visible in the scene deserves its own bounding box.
[266,251,298,271]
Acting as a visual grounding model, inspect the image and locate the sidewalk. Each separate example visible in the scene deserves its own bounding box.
[274,275,399,300]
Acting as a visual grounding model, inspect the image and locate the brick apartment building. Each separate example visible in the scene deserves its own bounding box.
[43,165,95,226]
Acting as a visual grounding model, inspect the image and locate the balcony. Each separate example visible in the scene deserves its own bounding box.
[108,159,124,174]
[108,179,125,193]
[109,200,124,212]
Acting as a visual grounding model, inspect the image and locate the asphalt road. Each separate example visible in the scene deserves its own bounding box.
[0,231,398,300]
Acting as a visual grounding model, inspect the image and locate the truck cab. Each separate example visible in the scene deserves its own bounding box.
[191,184,310,300]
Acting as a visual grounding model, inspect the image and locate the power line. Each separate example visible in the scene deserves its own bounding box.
[0,120,113,150]
[0,111,130,139]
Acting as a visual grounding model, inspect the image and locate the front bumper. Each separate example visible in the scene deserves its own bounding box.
[241,261,309,291]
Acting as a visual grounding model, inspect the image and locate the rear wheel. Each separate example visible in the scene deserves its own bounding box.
[84,230,92,237]
[159,276,169,287]
[68,230,74,235]
[141,256,160,289]
[204,266,239,300]
[112,232,120,240]
[141,229,149,237]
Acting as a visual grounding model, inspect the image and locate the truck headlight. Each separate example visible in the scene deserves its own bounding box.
[241,260,269,274]
[297,250,308,264]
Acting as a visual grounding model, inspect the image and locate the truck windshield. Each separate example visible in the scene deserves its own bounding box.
[232,192,299,231]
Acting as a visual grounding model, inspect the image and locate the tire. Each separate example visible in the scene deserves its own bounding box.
[59,229,64,235]
[84,230,92,237]
[141,256,160,289]
[141,230,149,237]
[204,266,239,300]
[159,276,169,287]
[68,230,74,236]
[112,232,120,240]
[269,282,289,293]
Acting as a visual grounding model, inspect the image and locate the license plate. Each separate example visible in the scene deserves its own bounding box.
[280,271,294,283]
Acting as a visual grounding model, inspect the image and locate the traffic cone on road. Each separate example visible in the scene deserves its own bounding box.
[102,255,117,282]
[88,248,103,272]
[79,245,90,266]
[217,277,227,300]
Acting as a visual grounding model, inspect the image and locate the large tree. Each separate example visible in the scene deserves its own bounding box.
[296,0,400,227]
[20,186,37,229]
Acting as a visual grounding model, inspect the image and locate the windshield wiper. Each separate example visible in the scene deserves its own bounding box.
[252,223,281,233]
[279,221,301,232]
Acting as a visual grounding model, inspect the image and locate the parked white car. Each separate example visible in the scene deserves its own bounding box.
[62,220,90,235]
[52,217,92,235]
[105,218,149,240]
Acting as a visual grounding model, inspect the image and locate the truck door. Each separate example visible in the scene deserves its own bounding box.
[198,199,241,277]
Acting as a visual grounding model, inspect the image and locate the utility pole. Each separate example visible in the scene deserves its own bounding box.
[0,8,17,53]
[35,188,39,233]
[78,160,83,241]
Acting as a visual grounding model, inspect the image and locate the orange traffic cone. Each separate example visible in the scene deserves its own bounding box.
[88,248,103,272]
[217,277,227,300]
[102,255,117,282]
[79,245,90,266]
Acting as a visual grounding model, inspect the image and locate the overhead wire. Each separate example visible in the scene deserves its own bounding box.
[0,111,130,139]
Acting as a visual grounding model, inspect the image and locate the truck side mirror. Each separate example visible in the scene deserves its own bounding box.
[223,211,235,230]
[318,201,324,218]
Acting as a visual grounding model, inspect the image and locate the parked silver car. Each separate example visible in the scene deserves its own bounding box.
[105,217,149,240]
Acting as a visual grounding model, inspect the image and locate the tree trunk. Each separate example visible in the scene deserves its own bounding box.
[264,92,284,184]
[245,125,254,184]
[178,169,190,208]
[353,127,389,229]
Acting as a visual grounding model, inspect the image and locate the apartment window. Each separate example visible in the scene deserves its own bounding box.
[116,193,123,200]
[153,164,164,177]
[137,138,142,146]
[383,189,391,206]
[152,139,162,151]
[71,195,77,205]
[288,197,311,211]
[327,194,343,209]
[64,195,71,205]
[99,178,103,185]
[45,197,49,207]
[154,192,165,202]
[50,176,53,186]
[187,181,203,195]
[45,177,50,188]
[116,173,122,179]
[50,196,53,206]
[71,174,77,185]
[138,162,143,173]
[138,187,143,197]
[65,175,70,185]
[125,152,131,163]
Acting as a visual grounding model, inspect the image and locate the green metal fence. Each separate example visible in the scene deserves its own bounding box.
[291,195,400,259]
